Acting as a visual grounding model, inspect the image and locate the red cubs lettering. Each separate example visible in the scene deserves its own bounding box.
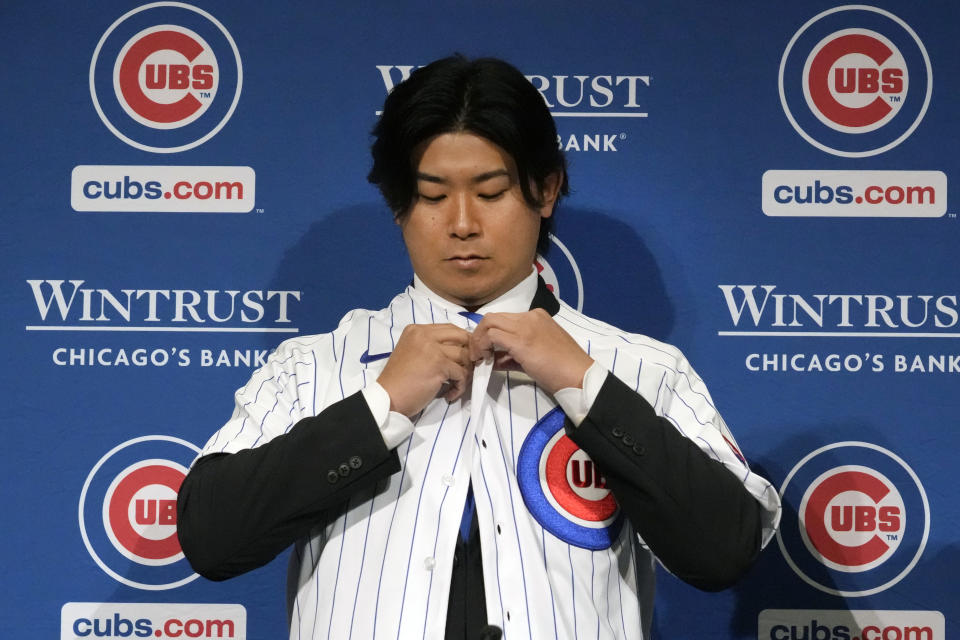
[808,33,900,127]
[804,470,894,566]
[134,498,178,525]
[878,505,901,531]
[144,64,214,91]
[570,460,607,489]
[829,504,902,533]
[855,505,875,530]
[192,64,214,90]
[118,30,210,123]
[108,465,184,559]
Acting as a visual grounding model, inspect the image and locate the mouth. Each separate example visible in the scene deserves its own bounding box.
[446,255,488,268]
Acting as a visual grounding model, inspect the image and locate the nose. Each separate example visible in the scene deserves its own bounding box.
[450,192,480,239]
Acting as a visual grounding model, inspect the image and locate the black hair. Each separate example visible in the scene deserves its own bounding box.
[368,55,569,253]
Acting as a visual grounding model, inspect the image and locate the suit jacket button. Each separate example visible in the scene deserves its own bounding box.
[338,463,350,477]
[326,470,339,484]
[612,427,624,438]
[622,434,635,446]
[633,444,645,456]
[349,456,362,469]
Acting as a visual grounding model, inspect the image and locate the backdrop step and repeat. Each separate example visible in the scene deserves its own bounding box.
[1,1,956,639]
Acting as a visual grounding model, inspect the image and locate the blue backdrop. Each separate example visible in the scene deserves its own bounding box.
[1,1,956,638]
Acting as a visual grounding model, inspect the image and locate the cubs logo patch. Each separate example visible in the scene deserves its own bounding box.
[517,408,623,549]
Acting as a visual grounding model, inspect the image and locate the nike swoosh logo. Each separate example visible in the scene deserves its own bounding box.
[359,349,392,364]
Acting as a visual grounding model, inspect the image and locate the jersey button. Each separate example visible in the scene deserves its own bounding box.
[423,556,436,571]
[326,470,339,484]
[349,456,362,469]
[441,474,455,486]
[338,463,350,477]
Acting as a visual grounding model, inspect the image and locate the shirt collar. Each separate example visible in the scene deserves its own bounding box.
[412,267,539,316]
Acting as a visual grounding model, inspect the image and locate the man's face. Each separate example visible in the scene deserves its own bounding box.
[399,132,557,310]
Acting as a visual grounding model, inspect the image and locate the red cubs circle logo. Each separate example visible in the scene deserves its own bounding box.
[541,431,618,523]
[103,459,187,565]
[777,442,929,597]
[803,29,907,133]
[79,435,200,590]
[90,4,242,152]
[518,408,622,549]
[778,6,932,157]
[114,26,218,129]
[799,465,905,572]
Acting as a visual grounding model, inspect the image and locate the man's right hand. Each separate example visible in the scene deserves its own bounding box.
[376,323,473,417]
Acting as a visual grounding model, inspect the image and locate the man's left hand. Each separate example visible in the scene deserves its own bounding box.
[469,309,593,394]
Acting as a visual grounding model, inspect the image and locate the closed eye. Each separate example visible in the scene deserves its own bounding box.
[478,190,507,201]
[418,193,446,203]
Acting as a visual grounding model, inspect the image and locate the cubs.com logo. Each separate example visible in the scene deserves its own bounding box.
[90,3,242,153]
[535,233,584,312]
[779,5,931,157]
[517,408,623,549]
[79,435,200,590]
[777,442,930,597]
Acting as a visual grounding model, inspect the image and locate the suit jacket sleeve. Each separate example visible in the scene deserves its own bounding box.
[566,372,765,592]
[176,390,400,581]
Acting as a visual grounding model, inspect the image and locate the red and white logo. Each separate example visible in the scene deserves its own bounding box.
[90,3,242,153]
[778,6,932,157]
[517,409,622,549]
[79,435,200,590]
[102,459,187,566]
[113,26,218,129]
[777,441,930,597]
[540,431,618,526]
[802,29,907,133]
[799,465,905,572]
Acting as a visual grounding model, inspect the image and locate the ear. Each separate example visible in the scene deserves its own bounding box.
[538,171,564,219]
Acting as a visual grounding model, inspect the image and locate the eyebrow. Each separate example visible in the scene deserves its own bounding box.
[416,169,510,185]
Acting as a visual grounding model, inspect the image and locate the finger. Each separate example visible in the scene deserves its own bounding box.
[469,324,502,361]
[440,343,472,367]
[480,326,523,358]
[493,352,522,371]
[427,324,471,345]
[442,361,471,402]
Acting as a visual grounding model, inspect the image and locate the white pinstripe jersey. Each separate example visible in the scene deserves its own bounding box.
[199,283,781,640]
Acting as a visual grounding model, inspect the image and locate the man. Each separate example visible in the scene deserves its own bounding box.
[177,55,781,640]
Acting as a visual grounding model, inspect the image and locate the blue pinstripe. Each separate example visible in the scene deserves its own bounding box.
[395,404,452,640]
[372,434,415,640]
[420,418,471,639]
[347,485,379,640]
[492,405,533,638]
[568,545,578,638]
[326,503,350,640]
[476,439,507,637]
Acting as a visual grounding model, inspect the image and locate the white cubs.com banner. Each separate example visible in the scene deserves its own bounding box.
[61,603,246,639]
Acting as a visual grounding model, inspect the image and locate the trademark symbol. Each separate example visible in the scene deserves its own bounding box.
[199,92,212,99]
[948,213,956,219]
[255,208,265,214]
[888,95,901,103]
[619,133,627,140]
[886,534,899,541]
